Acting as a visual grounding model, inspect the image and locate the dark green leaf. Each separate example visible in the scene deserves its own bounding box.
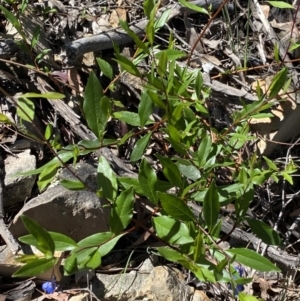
[197,136,212,167]
[130,132,152,162]
[269,67,288,99]
[195,70,203,99]
[83,71,103,139]
[114,54,140,76]
[97,156,118,201]
[153,216,194,244]
[22,92,65,99]
[21,215,55,257]
[60,179,86,190]
[144,0,155,19]
[227,248,281,272]
[13,257,56,277]
[157,50,167,77]
[118,177,143,194]
[203,180,220,232]
[64,253,78,275]
[245,218,282,246]
[138,91,153,127]
[109,187,134,234]
[78,232,113,247]
[156,154,182,188]
[96,57,113,79]
[158,192,195,221]
[176,159,201,180]
[138,158,158,204]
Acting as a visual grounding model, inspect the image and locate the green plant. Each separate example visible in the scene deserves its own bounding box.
[0,1,296,300]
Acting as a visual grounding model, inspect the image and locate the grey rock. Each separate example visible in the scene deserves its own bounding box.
[92,259,206,301]
[4,149,36,207]
[9,162,110,242]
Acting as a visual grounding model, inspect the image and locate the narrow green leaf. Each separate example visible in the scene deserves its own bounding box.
[77,232,113,247]
[144,0,155,19]
[267,1,294,8]
[60,179,86,190]
[17,97,35,122]
[195,70,203,99]
[138,158,158,204]
[157,50,167,77]
[282,172,293,184]
[154,8,171,30]
[146,18,155,45]
[31,25,40,49]
[130,132,152,162]
[114,54,140,76]
[203,180,220,232]
[138,91,153,127]
[96,57,113,79]
[157,247,186,262]
[227,248,281,272]
[238,292,261,301]
[153,216,194,244]
[263,156,278,171]
[119,20,148,52]
[22,92,65,99]
[197,136,212,167]
[178,0,209,15]
[97,156,118,201]
[13,258,56,277]
[21,215,55,256]
[0,5,26,40]
[109,187,134,234]
[269,67,288,99]
[158,192,195,221]
[245,218,282,246]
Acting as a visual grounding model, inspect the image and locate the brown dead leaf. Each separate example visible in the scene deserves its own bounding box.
[110,8,127,28]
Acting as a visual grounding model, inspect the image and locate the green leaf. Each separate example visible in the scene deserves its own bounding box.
[130,132,152,162]
[13,257,56,277]
[154,8,171,30]
[109,187,134,234]
[227,248,281,272]
[157,247,186,262]
[77,232,113,247]
[238,292,261,301]
[113,111,141,126]
[0,113,14,124]
[97,156,118,201]
[176,159,201,180]
[21,215,55,257]
[64,253,78,275]
[154,49,186,61]
[98,234,125,257]
[0,5,26,40]
[138,91,153,127]
[268,67,288,99]
[197,136,212,167]
[22,92,65,99]
[158,192,195,221]
[83,71,104,139]
[138,158,158,204]
[118,177,143,194]
[17,97,35,122]
[19,232,77,251]
[195,70,203,99]
[96,57,113,79]
[178,0,209,15]
[119,20,148,52]
[60,179,86,190]
[157,50,167,77]
[144,0,155,19]
[245,218,282,246]
[81,248,101,269]
[282,172,293,184]
[203,180,220,232]
[156,155,182,188]
[31,25,40,49]
[153,216,194,244]
[267,1,294,8]
[114,54,140,76]
[146,18,155,45]
[76,247,98,268]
